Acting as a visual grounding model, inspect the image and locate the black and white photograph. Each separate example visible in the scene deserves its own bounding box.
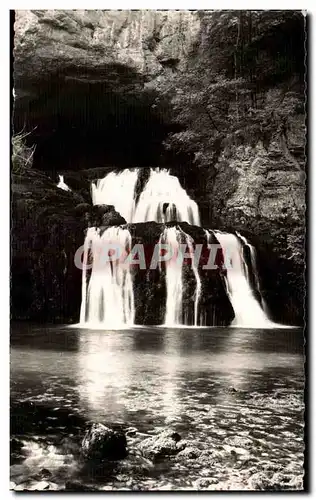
[10,8,306,492]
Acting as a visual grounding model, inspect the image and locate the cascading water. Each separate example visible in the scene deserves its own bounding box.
[80,226,135,328]
[186,233,202,327]
[79,166,276,329]
[236,232,269,314]
[161,226,201,327]
[160,227,183,326]
[79,167,204,328]
[57,174,71,192]
[133,168,201,225]
[91,167,200,225]
[91,169,139,222]
[213,230,272,328]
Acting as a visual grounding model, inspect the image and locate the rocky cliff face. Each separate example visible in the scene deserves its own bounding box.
[12,10,306,325]
[209,117,306,324]
[11,170,86,322]
[14,10,200,86]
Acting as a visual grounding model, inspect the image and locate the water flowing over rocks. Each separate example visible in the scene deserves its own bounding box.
[209,130,305,325]
[79,219,234,327]
[12,10,305,325]
[10,164,295,326]
[11,168,234,325]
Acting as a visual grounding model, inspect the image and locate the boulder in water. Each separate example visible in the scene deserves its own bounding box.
[138,430,186,462]
[81,423,127,461]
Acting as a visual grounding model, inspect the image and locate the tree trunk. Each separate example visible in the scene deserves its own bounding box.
[234,12,241,121]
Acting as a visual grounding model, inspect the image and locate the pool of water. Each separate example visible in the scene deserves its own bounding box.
[10,323,305,491]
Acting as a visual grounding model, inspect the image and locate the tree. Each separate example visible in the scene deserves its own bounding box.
[156,10,305,171]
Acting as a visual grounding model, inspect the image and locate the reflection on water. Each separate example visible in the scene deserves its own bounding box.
[10,324,305,490]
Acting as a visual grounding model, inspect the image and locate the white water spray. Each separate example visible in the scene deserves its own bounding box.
[160,227,183,326]
[80,226,135,328]
[213,231,273,328]
[91,169,138,222]
[79,168,203,328]
[133,168,200,225]
[161,226,201,327]
[186,233,202,327]
[78,166,282,329]
[57,175,71,192]
[90,168,200,225]
[236,232,269,314]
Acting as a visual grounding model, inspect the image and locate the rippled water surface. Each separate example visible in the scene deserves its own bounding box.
[10,324,305,491]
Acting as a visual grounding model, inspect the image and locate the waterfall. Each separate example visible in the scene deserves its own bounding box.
[57,174,71,192]
[213,230,272,328]
[78,167,204,329]
[91,169,139,222]
[133,168,201,225]
[161,226,201,327]
[78,167,278,329]
[187,233,202,327]
[160,227,183,326]
[90,167,200,225]
[79,228,90,325]
[80,226,135,328]
[236,232,269,314]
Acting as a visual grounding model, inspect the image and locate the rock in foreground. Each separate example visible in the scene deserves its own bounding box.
[138,430,186,462]
[82,423,127,461]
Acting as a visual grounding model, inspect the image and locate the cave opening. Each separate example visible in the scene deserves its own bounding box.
[13,64,184,175]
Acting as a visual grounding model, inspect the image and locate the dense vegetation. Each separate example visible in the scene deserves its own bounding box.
[156,10,305,172]
[12,131,36,174]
